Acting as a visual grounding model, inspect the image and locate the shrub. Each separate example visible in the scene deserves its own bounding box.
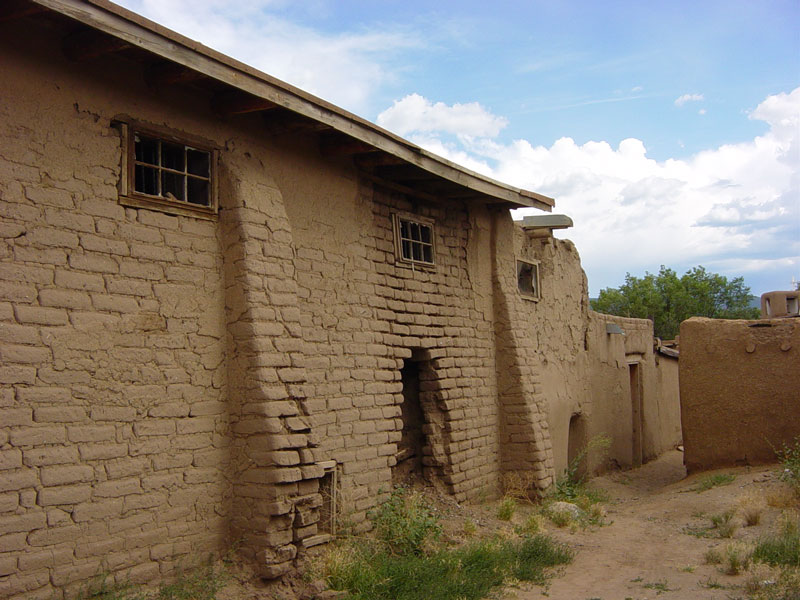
[552,435,611,502]
[705,547,723,565]
[369,487,441,556]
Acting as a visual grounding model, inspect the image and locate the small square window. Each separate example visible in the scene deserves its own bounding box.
[118,122,218,219]
[394,214,435,267]
[517,260,540,300]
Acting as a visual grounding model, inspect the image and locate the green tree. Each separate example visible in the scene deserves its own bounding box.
[591,266,760,339]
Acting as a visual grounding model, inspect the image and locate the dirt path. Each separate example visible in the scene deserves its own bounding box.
[515,450,785,600]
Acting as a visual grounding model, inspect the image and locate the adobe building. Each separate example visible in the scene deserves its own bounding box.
[0,1,680,597]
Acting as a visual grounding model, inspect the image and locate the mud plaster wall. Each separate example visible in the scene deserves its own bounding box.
[513,230,681,477]
[0,25,319,598]
[680,317,800,474]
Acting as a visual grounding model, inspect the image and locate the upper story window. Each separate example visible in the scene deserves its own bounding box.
[517,259,540,300]
[394,214,435,266]
[118,121,218,219]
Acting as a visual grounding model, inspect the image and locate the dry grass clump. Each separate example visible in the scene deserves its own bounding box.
[766,485,799,509]
[501,471,538,503]
[738,490,767,527]
[710,509,739,538]
[705,547,723,565]
[723,541,753,575]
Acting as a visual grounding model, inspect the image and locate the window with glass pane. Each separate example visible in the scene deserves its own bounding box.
[396,217,434,266]
[133,133,211,207]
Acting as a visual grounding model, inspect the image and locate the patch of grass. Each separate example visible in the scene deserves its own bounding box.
[705,547,723,565]
[752,513,800,568]
[694,473,736,492]
[517,513,545,536]
[463,519,477,537]
[642,579,676,594]
[746,565,800,600]
[497,496,517,521]
[738,490,766,527]
[326,535,574,600]
[766,486,798,508]
[711,509,739,538]
[776,437,800,495]
[700,577,726,589]
[680,565,696,573]
[723,542,753,575]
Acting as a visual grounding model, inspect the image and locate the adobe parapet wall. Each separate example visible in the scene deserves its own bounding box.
[680,317,800,473]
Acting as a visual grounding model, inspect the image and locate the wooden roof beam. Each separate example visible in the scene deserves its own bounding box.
[359,171,440,204]
[0,1,48,23]
[146,62,207,87]
[353,153,407,168]
[260,110,332,137]
[320,136,380,157]
[211,90,278,117]
[63,28,129,61]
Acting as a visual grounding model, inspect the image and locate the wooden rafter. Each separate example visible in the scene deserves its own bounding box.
[62,28,129,61]
[211,91,278,117]
[260,110,332,137]
[320,134,380,157]
[358,171,440,203]
[146,62,207,87]
[0,1,48,23]
[353,153,407,168]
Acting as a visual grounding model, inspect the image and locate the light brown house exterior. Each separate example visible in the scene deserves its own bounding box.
[0,1,680,597]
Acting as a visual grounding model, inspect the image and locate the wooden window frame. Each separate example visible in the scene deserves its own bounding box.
[117,120,219,220]
[516,259,540,301]
[393,213,436,268]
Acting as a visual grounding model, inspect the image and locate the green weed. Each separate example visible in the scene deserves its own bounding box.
[69,563,226,600]
[776,437,800,496]
[752,514,800,568]
[497,496,517,521]
[694,473,736,492]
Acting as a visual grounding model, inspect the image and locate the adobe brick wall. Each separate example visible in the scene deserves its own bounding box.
[680,317,800,473]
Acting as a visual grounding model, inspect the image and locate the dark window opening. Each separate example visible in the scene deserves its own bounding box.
[517,260,540,299]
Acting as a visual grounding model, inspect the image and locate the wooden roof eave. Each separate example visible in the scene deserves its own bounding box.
[28,0,554,211]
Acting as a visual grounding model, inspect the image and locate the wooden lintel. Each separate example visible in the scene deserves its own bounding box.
[146,62,207,87]
[320,136,380,157]
[0,1,48,23]
[63,28,129,62]
[359,171,440,204]
[211,91,278,117]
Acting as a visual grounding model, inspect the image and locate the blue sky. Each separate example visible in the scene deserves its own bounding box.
[118,0,799,296]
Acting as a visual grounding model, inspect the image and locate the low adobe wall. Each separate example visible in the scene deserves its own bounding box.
[680,317,800,473]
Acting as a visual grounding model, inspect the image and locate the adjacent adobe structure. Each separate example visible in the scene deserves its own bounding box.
[0,1,680,597]
[680,316,799,473]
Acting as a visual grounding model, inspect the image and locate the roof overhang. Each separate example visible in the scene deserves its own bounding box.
[9,0,555,211]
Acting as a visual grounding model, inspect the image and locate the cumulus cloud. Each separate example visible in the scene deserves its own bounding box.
[675,93,704,106]
[382,88,799,294]
[377,94,508,138]
[115,0,421,113]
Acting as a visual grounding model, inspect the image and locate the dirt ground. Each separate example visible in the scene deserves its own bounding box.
[219,450,797,600]
[510,450,794,600]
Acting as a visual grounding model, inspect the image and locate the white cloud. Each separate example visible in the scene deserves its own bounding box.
[698,108,707,115]
[377,94,508,138]
[114,0,421,113]
[675,93,705,107]
[379,89,799,294]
